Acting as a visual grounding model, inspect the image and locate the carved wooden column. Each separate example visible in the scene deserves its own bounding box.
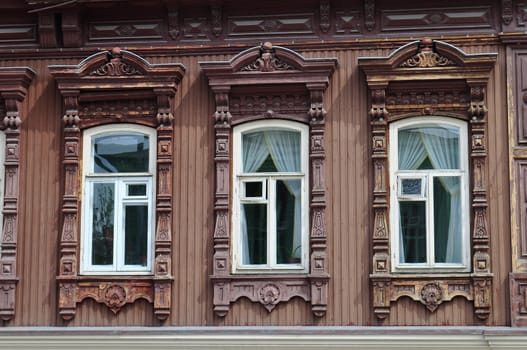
[57,90,81,320]
[468,83,492,320]
[368,85,391,319]
[211,87,232,317]
[0,68,35,321]
[153,89,175,320]
[307,85,329,316]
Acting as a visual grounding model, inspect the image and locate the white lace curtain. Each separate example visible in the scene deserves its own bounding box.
[398,126,462,264]
[240,130,302,264]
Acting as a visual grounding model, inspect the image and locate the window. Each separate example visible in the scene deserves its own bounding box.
[232,120,309,273]
[390,117,469,272]
[81,124,156,274]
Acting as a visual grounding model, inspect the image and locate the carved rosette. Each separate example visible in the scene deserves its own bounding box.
[360,40,496,321]
[51,49,185,321]
[202,43,336,318]
[0,68,35,321]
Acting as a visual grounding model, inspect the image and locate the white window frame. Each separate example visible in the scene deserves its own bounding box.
[232,120,309,274]
[389,117,470,273]
[80,124,156,275]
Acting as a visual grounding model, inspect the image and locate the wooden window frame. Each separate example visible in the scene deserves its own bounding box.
[81,124,156,275]
[232,120,310,273]
[200,43,337,317]
[0,67,35,321]
[359,39,496,321]
[389,117,471,272]
[49,48,185,321]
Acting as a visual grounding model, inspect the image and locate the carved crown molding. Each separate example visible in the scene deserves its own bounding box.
[201,43,336,317]
[50,49,185,321]
[359,39,496,321]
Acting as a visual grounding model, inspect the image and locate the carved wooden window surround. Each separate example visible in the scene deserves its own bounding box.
[200,42,337,317]
[0,67,35,321]
[49,48,185,321]
[359,39,496,321]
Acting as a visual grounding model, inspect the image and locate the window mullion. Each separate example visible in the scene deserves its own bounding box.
[114,178,123,272]
[427,174,435,267]
[268,177,276,267]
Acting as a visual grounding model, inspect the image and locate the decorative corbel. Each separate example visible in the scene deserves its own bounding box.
[364,0,375,32]
[320,0,330,33]
[211,4,223,37]
[167,4,180,40]
[369,88,388,121]
[502,0,513,25]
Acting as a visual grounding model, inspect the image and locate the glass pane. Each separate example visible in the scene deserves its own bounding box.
[276,179,301,264]
[398,125,460,170]
[242,203,267,264]
[124,205,148,266]
[242,130,300,173]
[399,201,426,263]
[93,134,149,173]
[128,184,147,196]
[91,183,115,266]
[400,178,422,196]
[434,176,462,263]
[244,181,263,198]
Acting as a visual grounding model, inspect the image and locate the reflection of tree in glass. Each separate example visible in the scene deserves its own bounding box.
[91,183,114,265]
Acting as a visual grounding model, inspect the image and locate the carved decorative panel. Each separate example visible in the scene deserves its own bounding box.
[381,7,493,32]
[227,14,315,38]
[0,67,35,321]
[88,20,163,42]
[513,52,527,145]
[50,48,185,321]
[518,3,527,27]
[201,42,336,317]
[182,18,209,40]
[38,13,57,48]
[335,11,361,35]
[359,39,496,321]
[0,24,37,45]
[510,273,527,326]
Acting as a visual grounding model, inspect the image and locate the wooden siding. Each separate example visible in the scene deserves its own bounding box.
[0,42,511,326]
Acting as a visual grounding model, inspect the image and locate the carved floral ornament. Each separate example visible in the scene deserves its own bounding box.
[49,49,185,321]
[359,39,496,320]
[200,43,336,317]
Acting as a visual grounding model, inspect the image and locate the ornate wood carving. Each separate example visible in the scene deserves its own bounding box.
[211,4,223,37]
[335,11,360,34]
[0,67,35,321]
[364,0,375,32]
[167,5,180,40]
[319,0,330,33]
[50,48,185,321]
[502,0,514,25]
[381,6,492,33]
[201,42,336,317]
[88,20,163,42]
[182,17,209,40]
[359,39,496,321]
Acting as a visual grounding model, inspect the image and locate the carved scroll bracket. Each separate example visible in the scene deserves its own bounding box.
[468,85,487,120]
[213,89,232,126]
[2,96,22,130]
[307,86,328,122]
[155,89,175,126]
[369,87,389,121]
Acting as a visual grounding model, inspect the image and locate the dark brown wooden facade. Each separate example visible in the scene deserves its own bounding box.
[0,0,523,329]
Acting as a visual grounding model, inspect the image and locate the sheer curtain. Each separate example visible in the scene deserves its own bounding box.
[420,127,461,263]
[241,132,270,264]
[398,129,427,263]
[265,131,302,259]
[240,130,302,264]
[397,126,461,264]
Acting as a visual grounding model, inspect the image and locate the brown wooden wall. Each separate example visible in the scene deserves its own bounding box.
[0,41,511,327]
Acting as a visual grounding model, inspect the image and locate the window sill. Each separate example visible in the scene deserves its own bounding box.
[210,272,328,317]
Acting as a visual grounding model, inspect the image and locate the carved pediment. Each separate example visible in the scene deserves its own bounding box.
[89,50,144,76]
[399,39,456,68]
[240,43,296,72]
